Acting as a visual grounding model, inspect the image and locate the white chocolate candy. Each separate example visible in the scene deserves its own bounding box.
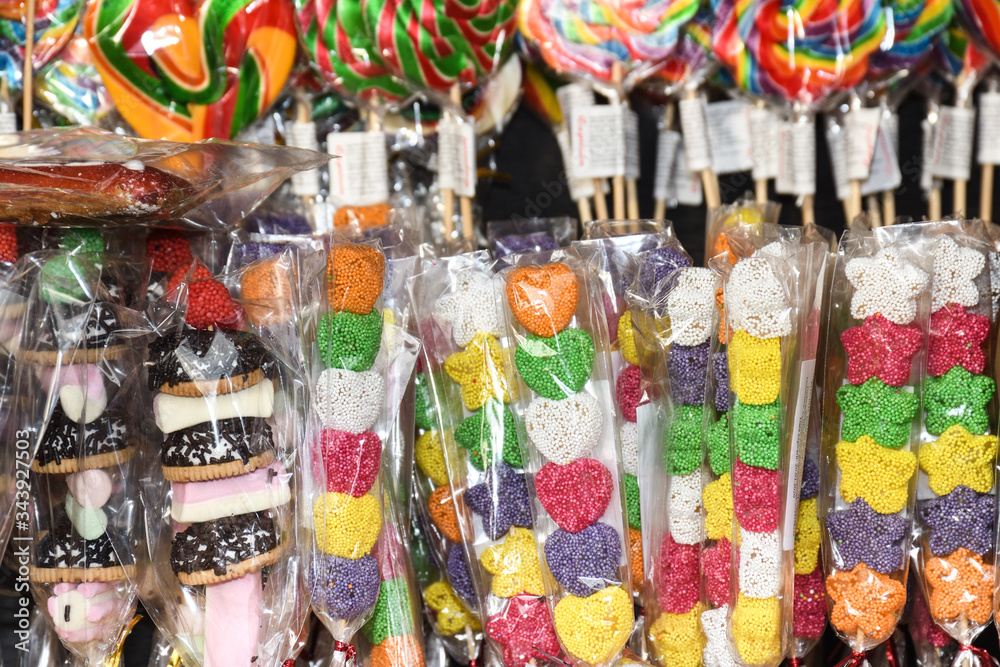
[620,421,638,476]
[66,469,112,508]
[932,235,985,311]
[668,468,703,545]
[154,380,275,434]
[738,528,781,599]
[525,392,602,465]
[312,368,385,434]
[434,271,505,347]
[65,493,107,540]
[666,268,718,347]
[846,246,929,325]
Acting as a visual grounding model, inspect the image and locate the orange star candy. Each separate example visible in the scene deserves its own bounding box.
[925,548,994,625]
[827,564,906,641]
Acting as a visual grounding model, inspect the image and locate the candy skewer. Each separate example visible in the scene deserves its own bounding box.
[21,0,35,125]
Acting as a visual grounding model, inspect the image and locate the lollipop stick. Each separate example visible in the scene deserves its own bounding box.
[849,181,863,224]
[610,63,626,221]
[929,185,943,220]
[578,197,593,223]
[801,194,815,226]
[593,179,609,219]
[296,99,317,213]
[22,0,35,126]
[981,164,993,221]
[867,194,882,227]
[755,178,767,204]
[882,190,896,225]
[449,85,475,243]
[653,103,675,220]
[626,179,639,221]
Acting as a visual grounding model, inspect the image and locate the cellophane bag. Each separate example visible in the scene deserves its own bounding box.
[909,581,958,667]
[8,246,148,664]
[497,246,634,667]
[628,261,720,667]
[911,224,997,666]
[704,199,781,265]
[299,238,420,664]
[140,254,308,667]
[582,220,674,241]
[819,223,937,657]
[487,217,577,260]
[716,225,830,667]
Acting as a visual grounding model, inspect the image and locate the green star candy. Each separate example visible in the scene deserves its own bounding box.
[837,378,918,449]
[707,413,730,476]
[733,400,781,470]
[624,473,641,529]
[362,577,415,645]
[453,400,522,470]
[415,372,440,432]
[925,366,996,436]
[663,404,704,475]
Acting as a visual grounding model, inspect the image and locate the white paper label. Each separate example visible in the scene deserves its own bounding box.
[288,121,321,198]
[749,107,779,180]
[707,100,753,174]
[556,127,595,200]
[931,106,975,181]
[625,110,641,180]
[777,120,816,196]
[782,359,816,551]
[861,118,903,195]
[0,112,15,134]
[674,146,703,206]
[327,131,390,205]
[921,119,936,193]
[437,119,477,198]
[557,83,595,123]
[678,96,712,172]
[654,130,681,201]
[826,123,850,201]
[978,92,1000,165]
[845,108,882,181]
[570,106,626,179]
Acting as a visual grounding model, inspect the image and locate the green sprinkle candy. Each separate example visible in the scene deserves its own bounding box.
[415,372,437,432]
[733,400,781,470]
[318,309,382,371]
[453,399,522,470]
[362,577,414,645]
[925,366,995,436]
[624,473,641,529]
[663,404,704,476]
[39,255,100,305]
[837,378,918,448]
[514,329,595,400]
[58,228,104,255]
[707,412,731,476]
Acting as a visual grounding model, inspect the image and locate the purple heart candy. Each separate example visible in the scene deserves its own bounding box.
[309,553,380,619]
[543,522,622,597]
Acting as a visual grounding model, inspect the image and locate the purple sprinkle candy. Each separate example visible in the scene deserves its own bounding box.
[446,546,477,604]
[639,247,692,296]
[495,232,559,258]
[241,242,286,265]
[919,485,995,557]
[712,352,729,413]
[247,211,311,236]
[544,522,622,597]
[309,553,380,619]
[464,463,533,541]
[825,499,906,574]
[800,458,819,501]
[668,341,710,406]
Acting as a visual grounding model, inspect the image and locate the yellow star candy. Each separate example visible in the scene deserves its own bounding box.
[648,604,706,667]
[618,312,639,365]
[444,332,510,411]
[414,430,448,486]
[795,498,821,575]
[837,436,917,514]
[424,581,481,636]
[918,424,998,496]
[703,473,734,541]
[480,527,544,597]
[728,330,781,405]
[554,586,633,665]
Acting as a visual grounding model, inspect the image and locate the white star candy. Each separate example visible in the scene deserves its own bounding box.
[669,468,703,545]
[738,528,781,599]
[846,246,930,325]
[434,270,505,347]
[620,421,638,476]
[702,606,739,667]
[726,257,791,339]
[932,236,985,311]
[667,268,718,347]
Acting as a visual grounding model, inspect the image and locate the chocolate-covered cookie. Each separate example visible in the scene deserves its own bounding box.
[170,512,278,584]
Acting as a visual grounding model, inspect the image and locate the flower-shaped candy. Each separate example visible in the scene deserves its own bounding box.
[738,528,781,598]
[464,463,532,541]
[657,534,700,613]
[663,405,704,475]
[846,247,929,325]
[800,458,819,500]
[444,333,510,411]
[825,499,907,574]
[733,460,779,532]
[669,469,703,545]
[434,270,504,347]
[486,596,562,667]
[924,366,996,436]
[919,485,995,556]
[713,352,730,412]
[702,538,732,607]
[928,305,990,377]
[827,564,906,641]
[924,547,993,625]
[727,257,791,338]
[666,267,717,347]
[932,236,985,312]
[481,527,545,597]
[424,581,481,635]
[703,473,733,541]
[836,379,918,449]
[667,341,709,406]
[707,413,730,476]
[648,603,706,667]
[728,331,781,405]
[840,314,923,386]
[836,436,917,515]
[918,425,998,496]
[701,606,738,667]
[639,246,693,297]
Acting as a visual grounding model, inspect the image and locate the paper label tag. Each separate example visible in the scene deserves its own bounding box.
[625,110,640,180]
[777,120,816,196]
[978,92,1000,165]
[557,83,595,122]
[288,121,321,197]
[749,107,779,180]
[678,97,712,172]
[654,130,681,201]
[921,119,936,192]
[826,122,850,201]
[861,118,902,195]
[931,106,975,181]
[845,108,882,181]
[327,131,390,205]
[570,106,626,179]
[0,112,15,134]
[437,119,477,198]
[706,100,753,174]
[556,127,595,200]
[782,359,816,550]
[674,146,703,206]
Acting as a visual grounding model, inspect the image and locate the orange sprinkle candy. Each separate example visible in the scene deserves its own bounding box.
[241,255,293,326]
[327,243,385,315]
[629,527,643,588]
[334,203,392,231]
[428,485,463,543]
[506,263,579,337]
[925,547,994,625]
[371,635,425,667]
[827,564,906,641]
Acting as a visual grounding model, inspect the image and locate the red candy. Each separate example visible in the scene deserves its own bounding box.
[793,566,826,639]
[616,364,644,422]
[147,231,192,273]
[167,260,212,292]
[701,538,732,607]
[840,313,922,387]
[927,305,990,377]
[316,428,382,497]
[657,534,700,613]
[535,458,612,533]
[486,595,562,666]
[0,224,16,263]
[374,525,406,581]
[732,459,779,532]
[185,279,241,330]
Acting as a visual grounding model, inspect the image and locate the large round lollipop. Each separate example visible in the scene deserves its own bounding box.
[0,0,81,93]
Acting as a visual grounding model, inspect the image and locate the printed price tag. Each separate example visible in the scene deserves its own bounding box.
[777,120,816,196]
[930,106,975,181]
[861,118,902,196]
[327,130,390,205]
[556,127,596,200]
[557,83,595,121]
[288,121,321,198]
[625,110,641,180]
[654,130,681,201]
[436,119,477,198]
[825,122,850,201]
[706,100,753,174]
[749,107,779,180]
[0,112,15,134]
[570,106,626,179]
[845,108,882,181]
[978,92,1000,165]
[678,96,712,172]
[674,146,703,206]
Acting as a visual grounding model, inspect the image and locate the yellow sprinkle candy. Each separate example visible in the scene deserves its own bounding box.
[918,424,998,496]
[480,527,545,597]
[415,430,448,486]
[619,311,639,365]
[794,498,821,575]
[648,604,706,667]
[728,330,781,405]
[444,332,510,410]
[837,436,917,514]
[703,473,734,541]
[554,586,633,665]
[732,593,780,665]
[312,492,381,559]
[424,581,481,636]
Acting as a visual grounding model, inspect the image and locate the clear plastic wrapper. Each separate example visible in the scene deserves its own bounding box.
[487,217,577,261]
[497,246,634,667]
[911,224,997,665]
[0,127,327,229]
[705,199,781,266]
[819,223,939,657]
[34,27,115,127]
[582,220,675,241]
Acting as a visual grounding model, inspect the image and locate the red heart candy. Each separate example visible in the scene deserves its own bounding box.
[535,458,612,533]
[315,429,382,497]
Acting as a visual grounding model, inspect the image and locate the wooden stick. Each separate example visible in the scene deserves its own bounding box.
[882,190,896,225]
[653,198,666,221]
[441,88,459,241]
[449,85,474,243]
[626,178,639,221]
[577,197,592,224]
[592,180,609,219]
[982,165,994,221]
[296,98,316,215]
[22,0,36,126]
[929,185,943,220]
[954,72,972,216]
[801,194,815,226]
[755,178,767,205]
[849,181,863,225]
[610,62,626,221]
[653,103,675,220]
[867,194,882,227]
[682,88,721,210]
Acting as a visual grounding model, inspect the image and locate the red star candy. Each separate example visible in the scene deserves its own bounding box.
[486,595,562,666]
[841,314,923,387]
[927,305,990,377]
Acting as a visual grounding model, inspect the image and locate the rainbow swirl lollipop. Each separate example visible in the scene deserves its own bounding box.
[0,0,81,93]
[933,19,990,80]
[85,0,297,141]
[955,0,1000,57]
[651,7,711,89]
[869,0,952,76]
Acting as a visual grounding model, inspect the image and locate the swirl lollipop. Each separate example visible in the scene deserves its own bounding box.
[84,0,297,141]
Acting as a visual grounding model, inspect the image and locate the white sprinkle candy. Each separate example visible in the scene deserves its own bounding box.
[726,257,791,339]
[434,270,505,348]
[667,268,718,347]
[312,368,385,434]
[702,606,739,667]
[932,235,985,312]
[738,528,781,599]
[846,246,929,325]
[668,468,703,545]
[620,421,638,476]
[526,392,603,465]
